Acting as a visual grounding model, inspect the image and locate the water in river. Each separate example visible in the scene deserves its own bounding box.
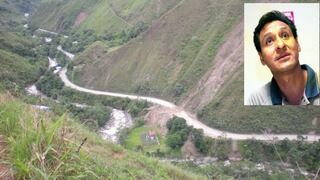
[100,109,133,143]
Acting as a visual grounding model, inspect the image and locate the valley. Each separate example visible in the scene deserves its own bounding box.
[0,0,319,179]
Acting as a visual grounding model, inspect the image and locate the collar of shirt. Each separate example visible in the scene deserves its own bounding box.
[270,64,320,105]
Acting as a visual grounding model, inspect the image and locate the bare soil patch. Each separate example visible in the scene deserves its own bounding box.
[112,151,126,159]
[181,20,244,112]
[144,105,175,135]
[73,12,88,28]
[181,136,201,158]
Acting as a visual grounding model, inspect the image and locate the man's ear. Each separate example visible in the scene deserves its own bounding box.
[259,52,266,65]
[296,38,301,52]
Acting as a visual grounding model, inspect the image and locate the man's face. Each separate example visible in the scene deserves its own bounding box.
[258,20,301,74]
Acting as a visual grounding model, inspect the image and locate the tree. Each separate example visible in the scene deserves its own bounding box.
[165,116,190,149]
[166,132,184,149]
[191,128,209,153]
[166,116,189,133]
[214,139,229,160]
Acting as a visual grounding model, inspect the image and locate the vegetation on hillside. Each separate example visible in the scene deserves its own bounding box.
[0,93,204,179]
[175,160,311,179]
[70,0,244,104]
[34,68,149,131]
[27,0,320,134]
[0,0,46,95]
[238,139,320,172]
[30,0,180,35]
[2,0,319,179]
[166,117,190,149]
[198,65,320,134]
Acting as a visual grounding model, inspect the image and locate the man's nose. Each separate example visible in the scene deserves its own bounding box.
[276,37,285,50]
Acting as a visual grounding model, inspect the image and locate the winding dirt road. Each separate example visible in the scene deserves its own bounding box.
[59,66,320,142]
[47,24,319,142]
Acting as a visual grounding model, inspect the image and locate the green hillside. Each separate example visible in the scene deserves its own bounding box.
[69,0,320,134]
[30,0,180,35]
[0,93,204,179]
[20,0,320,135]
[70,0,243,101]
[108,0,181,25]
[30,0,103,33]
[0,0,46,93]
[0,0,39,27]
[1,0,319,179]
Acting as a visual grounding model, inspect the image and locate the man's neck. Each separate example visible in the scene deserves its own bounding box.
[273,66,307,105]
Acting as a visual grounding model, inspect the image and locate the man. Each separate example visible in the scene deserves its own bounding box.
[248,10,320,105]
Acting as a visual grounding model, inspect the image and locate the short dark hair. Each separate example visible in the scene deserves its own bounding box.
[253,10,297,53]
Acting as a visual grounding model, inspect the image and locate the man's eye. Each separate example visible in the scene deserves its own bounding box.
[265,38,273,45]
[281,32,289,39]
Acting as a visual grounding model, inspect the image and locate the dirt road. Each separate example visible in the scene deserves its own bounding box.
[59,67,320,142]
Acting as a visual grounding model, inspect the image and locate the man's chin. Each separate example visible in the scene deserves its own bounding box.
[274,61,300,74]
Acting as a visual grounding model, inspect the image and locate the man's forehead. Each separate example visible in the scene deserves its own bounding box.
[260,20,291,36]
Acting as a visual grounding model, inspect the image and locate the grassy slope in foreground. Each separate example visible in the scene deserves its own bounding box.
[0,93,204,179]
[198,64,320,134]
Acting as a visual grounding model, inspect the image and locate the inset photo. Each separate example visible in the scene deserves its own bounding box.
[244,3,319,105]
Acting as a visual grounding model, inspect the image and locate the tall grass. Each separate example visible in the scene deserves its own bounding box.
[0,93,204,179]
[0,93,87,178]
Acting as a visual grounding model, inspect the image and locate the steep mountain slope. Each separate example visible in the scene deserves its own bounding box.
[30,0,102,33]
[0,0,40,27]
[0,0,45,92]
[70,0,320,134]
[108,0,181,25]
[181,20,243,111]
[30,0,180,35]
[70,0,243,101]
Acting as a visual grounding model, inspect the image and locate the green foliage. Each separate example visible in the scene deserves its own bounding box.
[0,0,40,30]
[166,117,189,133]
[174,160,310,180]
[122,125,170,159]
[120,21,148,43]
[36,71,64,99]
[0,96,74,178]
[239,139,320,172]
[118,127,131,145]
[0,94,204,179]
[61,29,98,53]
[0,29,46,93]
[166,117,190,149]
[133,117,145,128]
[212,139,229,160]
[190,129,208,153]
[166,132,186,149]
[60,87,150,116]
[127,100,148,117]
[67,0,244,105]
[0,49,43,94]
[67,104,111,130]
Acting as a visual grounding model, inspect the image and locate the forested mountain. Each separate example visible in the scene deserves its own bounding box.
[0,0,45,93]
